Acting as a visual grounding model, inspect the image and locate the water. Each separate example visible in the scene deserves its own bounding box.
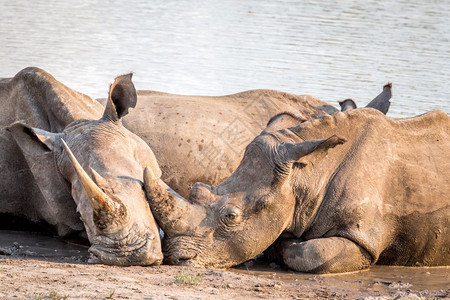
[235,261,450,296]
[1,0,449,117]
[0,230,88,262]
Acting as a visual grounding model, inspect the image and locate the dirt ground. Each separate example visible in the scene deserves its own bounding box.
[0,231,449,300]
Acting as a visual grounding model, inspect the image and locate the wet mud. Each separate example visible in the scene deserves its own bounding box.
[1,230,448,299]
[0,230,88,263]
[235,260,450,297]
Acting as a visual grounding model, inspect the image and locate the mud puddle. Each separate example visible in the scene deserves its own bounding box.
[1,230,449,299]
[0,230,88,263]
[235,259,450,296]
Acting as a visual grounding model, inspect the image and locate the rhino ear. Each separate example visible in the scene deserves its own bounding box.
[338,99,357,112]
[6,122,80,236]
[365,82,392,114]
[264,112,307,133]
[29,127,62,151]
[280,135,346,164]
[103,73,137,121]
[7,122,63,152]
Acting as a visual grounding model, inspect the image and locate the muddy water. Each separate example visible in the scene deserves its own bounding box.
[0,230,88,262]
[234,261,449,295]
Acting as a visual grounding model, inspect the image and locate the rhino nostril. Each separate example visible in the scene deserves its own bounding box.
[177,257,196,266]
[87,253,101,264]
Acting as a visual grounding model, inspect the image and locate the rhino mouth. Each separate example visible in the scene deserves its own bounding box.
[163,237,240,268]
[163,237,202,266]
[88,234,163,266]
[164,249,198,265]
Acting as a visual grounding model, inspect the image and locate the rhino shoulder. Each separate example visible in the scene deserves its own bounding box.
[392,109,450,129]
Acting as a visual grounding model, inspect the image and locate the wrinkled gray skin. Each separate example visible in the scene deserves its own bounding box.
[145,107,449,273]
[121,90,337,198]
[0,67,392,268]
[0,67,163,266]
[105,80,389,199]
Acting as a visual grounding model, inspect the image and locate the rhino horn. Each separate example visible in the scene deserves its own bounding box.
[61,139,119,212]
[143,167,201,236]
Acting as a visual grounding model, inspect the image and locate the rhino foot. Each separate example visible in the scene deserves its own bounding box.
[280,237,372,274]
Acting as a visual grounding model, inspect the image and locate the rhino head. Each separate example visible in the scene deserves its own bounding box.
[144,117,346,268]
[8,74,163,266]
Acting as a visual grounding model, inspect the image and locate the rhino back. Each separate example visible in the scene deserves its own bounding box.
[0,67,103,131]
[125,90,334,197]
[293,109,449,265]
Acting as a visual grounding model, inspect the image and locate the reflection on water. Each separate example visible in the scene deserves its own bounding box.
[1,1,449,117]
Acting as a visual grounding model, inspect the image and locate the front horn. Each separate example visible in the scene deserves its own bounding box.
[61,139,118,212]
[143,167,201,236]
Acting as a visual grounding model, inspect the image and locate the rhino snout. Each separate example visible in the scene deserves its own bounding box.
[88,234,163,266]
[164,250,198,266]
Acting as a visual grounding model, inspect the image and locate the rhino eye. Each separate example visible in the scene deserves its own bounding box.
[226,213,236,220]
[221,206,242,226]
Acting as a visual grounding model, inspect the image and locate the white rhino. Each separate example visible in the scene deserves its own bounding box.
[144,107,449,273]
[122,83,391,197]
[0,67,392,267]
[0,67,163,266]
[122,89,338,197]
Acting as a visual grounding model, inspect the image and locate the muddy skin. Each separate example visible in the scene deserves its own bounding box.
[147,108,449,273]
[126,82,392,198]
[124,89,336,198]
[0,67,163,266]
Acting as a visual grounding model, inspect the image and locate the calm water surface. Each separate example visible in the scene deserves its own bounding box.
[1,0,449,117]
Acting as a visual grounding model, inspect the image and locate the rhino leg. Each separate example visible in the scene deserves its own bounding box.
[278,237,372,273]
